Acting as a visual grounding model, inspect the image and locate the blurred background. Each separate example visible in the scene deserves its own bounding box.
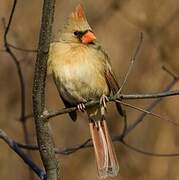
[1,0,179,179]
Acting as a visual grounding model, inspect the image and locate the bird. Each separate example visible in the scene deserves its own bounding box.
[48,4,124,179]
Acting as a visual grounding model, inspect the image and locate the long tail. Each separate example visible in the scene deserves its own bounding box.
[89,119,119,179]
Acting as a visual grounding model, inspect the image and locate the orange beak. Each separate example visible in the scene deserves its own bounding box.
[81,31,96,44]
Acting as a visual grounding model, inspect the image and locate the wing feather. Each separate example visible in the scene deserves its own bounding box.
[60,94,77,121]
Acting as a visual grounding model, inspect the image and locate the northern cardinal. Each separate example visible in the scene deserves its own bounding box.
[48,4,123,179]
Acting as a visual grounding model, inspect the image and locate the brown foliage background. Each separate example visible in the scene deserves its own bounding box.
[1,0,179,179]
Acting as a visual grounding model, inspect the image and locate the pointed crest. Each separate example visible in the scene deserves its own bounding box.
[71,4,86,21]
[58,3,92,42]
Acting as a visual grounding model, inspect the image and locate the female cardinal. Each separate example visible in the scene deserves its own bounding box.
[48,4,124,179]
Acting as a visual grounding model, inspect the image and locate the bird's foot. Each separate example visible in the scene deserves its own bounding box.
[77,103,86,112]
[100,95,109,109]
[100,95,109,117]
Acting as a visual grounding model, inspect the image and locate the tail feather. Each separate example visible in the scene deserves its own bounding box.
[89,120,119,179]
[103,120,119,176]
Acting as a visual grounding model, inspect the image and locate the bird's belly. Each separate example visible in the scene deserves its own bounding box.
[55,63,109,104]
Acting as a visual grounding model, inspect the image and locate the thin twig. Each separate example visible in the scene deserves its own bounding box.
[115,100,179,126]
[117,32,143,94]
[162,65,178,80]
[56,139,91,155]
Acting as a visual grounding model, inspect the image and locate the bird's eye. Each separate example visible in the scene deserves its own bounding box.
[74,31,84,37]
[74,31,80,36]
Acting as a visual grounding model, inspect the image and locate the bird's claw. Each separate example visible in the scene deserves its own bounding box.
[77,103,86,112]
[100,95,109,117]
[100,95,109,109]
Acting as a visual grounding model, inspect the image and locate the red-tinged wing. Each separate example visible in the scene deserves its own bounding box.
[96,43,124,116]
[105,69,124,116]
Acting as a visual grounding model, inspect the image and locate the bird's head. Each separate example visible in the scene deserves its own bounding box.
[59,4,96,44]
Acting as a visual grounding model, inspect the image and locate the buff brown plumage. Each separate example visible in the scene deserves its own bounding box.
[48,4,123,179]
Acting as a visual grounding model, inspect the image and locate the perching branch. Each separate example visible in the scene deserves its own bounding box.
[44,89,179,120]
[42,63,179,121]
[32,0,59,180]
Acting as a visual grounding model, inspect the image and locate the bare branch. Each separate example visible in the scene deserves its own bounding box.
[0,129,46,179]
[32,0,59,179]
[119,90,179,100]
[44,88,179,120]
[162,65,178,80]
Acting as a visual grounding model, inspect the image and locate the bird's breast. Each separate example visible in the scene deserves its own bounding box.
[50,43,109,103]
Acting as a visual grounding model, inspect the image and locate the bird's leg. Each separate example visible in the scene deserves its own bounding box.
[100,95,109,120]
[77,103,86,112]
